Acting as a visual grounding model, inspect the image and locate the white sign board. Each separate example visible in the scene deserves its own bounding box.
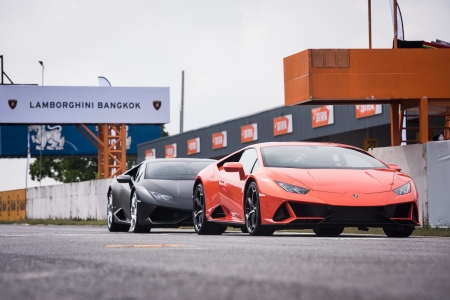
[0,85,170,124]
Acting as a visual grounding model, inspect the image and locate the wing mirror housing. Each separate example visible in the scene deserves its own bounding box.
[387,164,402,172]
[223,162,246,179]
[117,174,132,183]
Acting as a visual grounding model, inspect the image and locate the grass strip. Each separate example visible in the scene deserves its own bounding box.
[0,219,107,226]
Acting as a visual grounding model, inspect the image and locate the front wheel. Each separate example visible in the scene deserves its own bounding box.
[130,191,151,233]
[383,227,414,238]
[193,184,226,235]
[107,190,130,232]
[245,182,274,236]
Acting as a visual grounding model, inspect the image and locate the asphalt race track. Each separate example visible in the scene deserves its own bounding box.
[1,225,449,300]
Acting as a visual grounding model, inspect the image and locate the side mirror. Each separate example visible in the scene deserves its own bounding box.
[223,162,244,172]
[223,162,246,179]
[387,164,402,172]
[117,174,132,183]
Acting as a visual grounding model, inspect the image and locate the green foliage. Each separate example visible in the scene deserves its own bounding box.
[30,155,139,183]
[30,157,98,183]
[162,125,169,137]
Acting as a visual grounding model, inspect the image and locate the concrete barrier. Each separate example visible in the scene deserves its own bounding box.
[26,179,113,220]
[370,141,450,227]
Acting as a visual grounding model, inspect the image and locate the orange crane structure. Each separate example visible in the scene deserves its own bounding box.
[76,124,127,179]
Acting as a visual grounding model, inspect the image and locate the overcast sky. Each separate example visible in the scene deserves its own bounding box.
[1,0,449,191]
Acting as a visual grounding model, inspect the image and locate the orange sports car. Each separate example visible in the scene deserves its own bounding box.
[192,142,420,237]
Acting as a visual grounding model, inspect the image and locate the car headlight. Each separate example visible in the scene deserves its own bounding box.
[393,182,411,195]
[149,191,173,201]
[276,181,309,195]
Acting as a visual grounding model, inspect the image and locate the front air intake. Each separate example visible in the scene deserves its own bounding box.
[211,205,226,218]
[273,203,290,221]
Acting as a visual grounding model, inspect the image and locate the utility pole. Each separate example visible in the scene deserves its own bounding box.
[180,70,185,133]
[393,0,398,48]
[1,55,3,84]
[368,0,372,49]
[38,61,44,186]
[39,61,44,86]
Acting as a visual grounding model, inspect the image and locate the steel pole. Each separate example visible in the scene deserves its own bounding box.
[393,0,398,48]
[368,0,372,49]
[1,55,3,84]
[180,70,184,133]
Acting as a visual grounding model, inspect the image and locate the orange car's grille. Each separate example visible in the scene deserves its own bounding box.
[275,202,419,226]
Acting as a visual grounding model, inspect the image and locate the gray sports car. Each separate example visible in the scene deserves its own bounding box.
[107,158,215,233]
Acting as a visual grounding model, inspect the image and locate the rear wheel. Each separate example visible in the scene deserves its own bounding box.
[130,191,151,233]
[313,227,344,237]
[107,190,130,232]
[245,182,274,236]
[383,227,414,238]
[193,184,226,235]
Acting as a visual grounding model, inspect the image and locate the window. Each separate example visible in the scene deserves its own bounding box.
[135,164,146,182]
[145,161,214,180]
[239,148,259,174]
[261,145,386,169]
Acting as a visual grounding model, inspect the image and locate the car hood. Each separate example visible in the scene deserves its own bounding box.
[273,168,396,193]
[141,179,194,199]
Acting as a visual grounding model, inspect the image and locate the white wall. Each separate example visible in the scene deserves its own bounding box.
[370,141,450,227]
[26,179,113,220]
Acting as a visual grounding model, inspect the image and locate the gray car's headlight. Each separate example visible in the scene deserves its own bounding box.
[393,182,411,195]
[276,181,309,195]
[149,191,173,201]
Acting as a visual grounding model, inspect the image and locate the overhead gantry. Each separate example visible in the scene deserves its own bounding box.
[283,48,450,145]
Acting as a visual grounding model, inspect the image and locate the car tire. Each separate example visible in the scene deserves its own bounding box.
[383,227,414,238]
[245,182,275,236]
[129,191,151,233]
[107,190,130,232]
[240,226,248,233]
[193,184,227,235]
[313,227,344,237]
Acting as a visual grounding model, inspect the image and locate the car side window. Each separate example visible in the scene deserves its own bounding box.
[217,151,244,168]
[239,148,258,174]
[135,164,146,182]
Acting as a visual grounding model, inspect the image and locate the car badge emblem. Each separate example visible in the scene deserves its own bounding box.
[8,99,17,110]
[153,100,161,110]
[352,194,359,198]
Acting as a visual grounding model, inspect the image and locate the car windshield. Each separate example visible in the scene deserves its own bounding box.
[145,161,213,180]
[261,145,387,169]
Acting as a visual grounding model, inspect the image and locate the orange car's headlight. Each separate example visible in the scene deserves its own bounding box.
[275,181,310,195]
[393,182,411,195]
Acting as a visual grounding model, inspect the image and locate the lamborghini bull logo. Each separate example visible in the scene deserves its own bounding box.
[28,125,65,150]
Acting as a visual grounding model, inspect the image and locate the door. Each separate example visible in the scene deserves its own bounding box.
[219,148,259,223]
[120,164,144,219]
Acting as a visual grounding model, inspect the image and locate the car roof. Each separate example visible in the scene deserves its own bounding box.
[144,158,216,164]
[248,141,361,151]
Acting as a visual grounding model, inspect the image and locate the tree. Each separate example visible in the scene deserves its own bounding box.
[30,155,138,183]
[29,126,166,183]
[162,125,169,137]
[30,157,97,183]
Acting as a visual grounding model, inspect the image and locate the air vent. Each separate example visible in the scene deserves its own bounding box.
[150,207,191,223]
[211,205,226,218]
[273,203,290,221]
